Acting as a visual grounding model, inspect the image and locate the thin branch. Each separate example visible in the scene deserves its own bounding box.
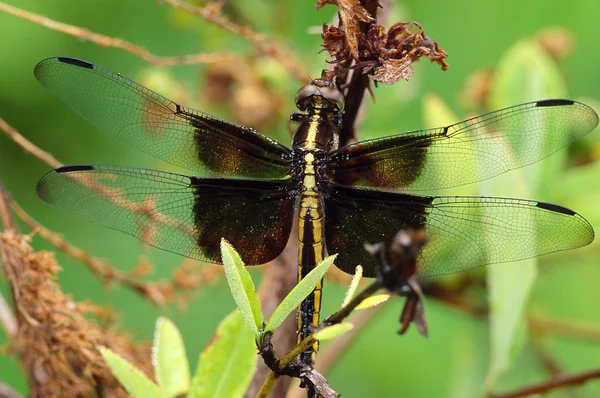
[256,371,278,398]
[0,179,20,338]
[317,303,384,373]
[245,236,297,397]
[325,281,380,325]
[0,118,221,306]
[427,282,600,344]
[531,342,563,377]
[528,315,600,343]
[0,178,16,233]
[0,1,239,67]
[11,201,110,273]
[161,0,307,82]
[0,118,61,169]
[0,293,17,338]
[285,303,386,397]
[490,368,600,398]
[11,197,222,306]
[0,381,24,398]
[0,116,195,264]
[9,199,157,301]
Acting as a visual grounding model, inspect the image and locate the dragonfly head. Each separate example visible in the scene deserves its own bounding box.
[295,79,345,114]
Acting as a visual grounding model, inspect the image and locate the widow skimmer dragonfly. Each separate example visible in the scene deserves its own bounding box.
[35,57,597,364]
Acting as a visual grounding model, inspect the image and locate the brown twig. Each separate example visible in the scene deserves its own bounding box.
[11,197,221,306]
[317,303,384,373]
[0,1,240,67]
[531,342,564,378]
[0,220,150,396]
[245,228,298,397]
[528,315,600,343]
[0,293,17,338]
[490,368,600,398]
[426,281,600,345]
[0,117,221,306]
[9,199,159,302]
[161,0,307,82]
[0,179,20,338]
[285,302,386,398]
[0,179,16,234]
[2,116,200,258]
[0,381,23,398]
[2,117,191,269]
[0,118,61,169]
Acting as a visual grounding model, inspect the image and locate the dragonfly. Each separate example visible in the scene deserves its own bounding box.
[35,57,597,364]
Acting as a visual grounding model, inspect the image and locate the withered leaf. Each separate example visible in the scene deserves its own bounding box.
[316,0,374,59]
[371,57,414,84]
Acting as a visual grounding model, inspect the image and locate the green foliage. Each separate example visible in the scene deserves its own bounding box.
[313,323,354,341]
[481,38,566,394]
[354,294,390,311]
[2,1,600,397]
[220,239,263,338]
[99,347,166,398]
[341,265,363,307]
[102,313,256,398]
[189,311,257,398]
[153,317,191,397]
[264,254,337,332]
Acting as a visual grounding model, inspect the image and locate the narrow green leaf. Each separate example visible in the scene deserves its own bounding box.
[99,346,166,398]
[420,94,486,286]
[489,39,567,195]
[480,128,537,395]
[264,254,337,332]
[354,294,390,311]
[313,323,354,341]
[152,317,190,397]
[481,38,562,393]
[341,265,362,308]
[189,311,257,398]
[220,239,262,337]
[548,159,600,227]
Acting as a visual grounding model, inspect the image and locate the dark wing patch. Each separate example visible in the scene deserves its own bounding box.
[324,184,594,277]
[35,57,292,179]
[37,165,297,265]
[190,177,297,264]
[327,100,598,191]
[324,184,433,277]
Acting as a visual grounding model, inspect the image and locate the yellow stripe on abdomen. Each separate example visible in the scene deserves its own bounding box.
[297,193,325,364]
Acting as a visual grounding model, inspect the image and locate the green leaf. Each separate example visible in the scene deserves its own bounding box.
[483,259,536,393]
[420,94,486,284]
[189,311,257,398]
[264,254,337,332]
[313,323,354,341]
[152,317,191,397]
[341,265,362,308]
[549,161,600,227]
[354,294,390,311]
[489,39,567,195]
[99,346,166,398]
[220,239,263,337]
[481,38,564,393]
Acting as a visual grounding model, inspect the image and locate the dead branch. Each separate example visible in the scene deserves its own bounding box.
[0,1,240,67]
[0,118,222,306]
[0,382,23,398]
[161,0,307,82]
[490,368,600,398]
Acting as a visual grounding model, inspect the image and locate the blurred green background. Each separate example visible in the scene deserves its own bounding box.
[1,1,599,397]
